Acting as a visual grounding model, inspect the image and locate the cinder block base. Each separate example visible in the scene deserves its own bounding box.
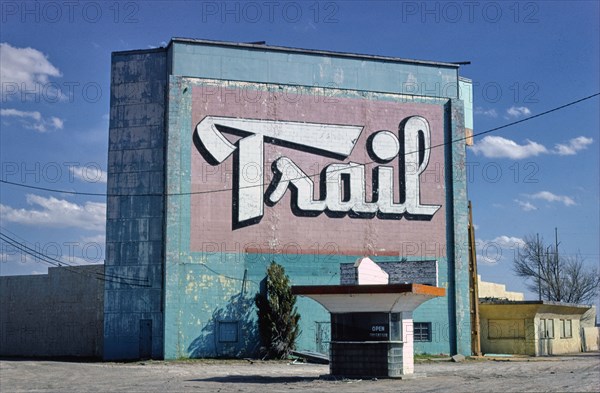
[330,342,409,378]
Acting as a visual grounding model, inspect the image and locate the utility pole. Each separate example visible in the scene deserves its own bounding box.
[537,233,541,301]
[555,227,561,301]
[467,201,482,356]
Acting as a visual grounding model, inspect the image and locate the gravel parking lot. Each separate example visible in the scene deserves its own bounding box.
[1,352,599,393]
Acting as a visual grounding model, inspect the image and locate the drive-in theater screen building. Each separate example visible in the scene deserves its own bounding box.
[104,38,473,360]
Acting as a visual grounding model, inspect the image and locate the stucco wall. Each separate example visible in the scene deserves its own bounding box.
[480,304,536,355]
[0,265,104,358]
[480,302,589,356]
[581,327,599,351]
[534,314,583,355]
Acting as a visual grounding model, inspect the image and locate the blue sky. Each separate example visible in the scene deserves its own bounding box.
[1,1,598,307]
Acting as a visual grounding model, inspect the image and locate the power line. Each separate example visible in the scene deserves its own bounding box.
[0,227,256,286]
[0,227,80,268]
[0,231,151,287]
[1,92,598,199]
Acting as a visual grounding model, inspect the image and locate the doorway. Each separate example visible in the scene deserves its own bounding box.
[139,319,152,359]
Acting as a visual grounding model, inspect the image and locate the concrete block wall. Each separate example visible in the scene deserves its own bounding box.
[0,265,104,358]
[340,260,438,286]
[330,342,392,377]
[104,49,167,360]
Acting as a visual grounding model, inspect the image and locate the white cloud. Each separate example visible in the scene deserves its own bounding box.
[474,107,498,118]
[470,135,594,159]
[475,235,525,265]
[50,117,64,129]
[0,194,106,231]
[506,106,531,118]
[69,166,107,184]
[490,235,526,248]
[553,136,593,155]
[0,43,62,100]
[469,135,548,159]
[515,199,537,211]
[0,108,41,120]
[528,191,576,206]
[1,108,64,132]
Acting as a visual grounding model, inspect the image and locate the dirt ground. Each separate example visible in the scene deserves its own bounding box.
[1,352,599,393]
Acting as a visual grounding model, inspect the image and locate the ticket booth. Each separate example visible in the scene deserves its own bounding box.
[292,283,445,378]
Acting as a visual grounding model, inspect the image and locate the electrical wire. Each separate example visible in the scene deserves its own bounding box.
[0,228,256,286]
[1,93,598,285]
[0,231,151,287]
[1,92,598,198]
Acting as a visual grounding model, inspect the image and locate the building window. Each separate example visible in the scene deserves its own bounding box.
[540,319,554,339]
[560,319,572,339]
[414,322,432,342]
[547,319,555,338]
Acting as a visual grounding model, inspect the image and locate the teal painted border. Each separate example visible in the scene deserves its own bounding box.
[171,42,459,100]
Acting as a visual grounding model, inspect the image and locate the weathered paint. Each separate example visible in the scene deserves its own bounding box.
[105,39,473,360]
[104,49,166,360]
[189,82,447,256]
[169,39,459,100]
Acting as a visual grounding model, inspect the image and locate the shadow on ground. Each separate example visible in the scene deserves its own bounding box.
[187,375,319,384]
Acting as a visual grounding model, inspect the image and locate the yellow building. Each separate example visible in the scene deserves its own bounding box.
[479,300,591,356]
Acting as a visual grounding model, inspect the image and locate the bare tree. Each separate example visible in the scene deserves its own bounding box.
[513,235,600,304]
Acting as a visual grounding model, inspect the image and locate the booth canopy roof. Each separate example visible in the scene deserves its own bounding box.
[292,284,445,313]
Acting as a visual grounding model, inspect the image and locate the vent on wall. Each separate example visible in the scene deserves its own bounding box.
[218,320,239,343]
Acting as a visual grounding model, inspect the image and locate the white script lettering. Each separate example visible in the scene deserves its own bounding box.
[195,115,441,228]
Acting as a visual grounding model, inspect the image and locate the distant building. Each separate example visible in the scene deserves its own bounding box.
[479,299,591,356]
[478,275,524,301]
[0,265,104,358]
[476,278,598,356]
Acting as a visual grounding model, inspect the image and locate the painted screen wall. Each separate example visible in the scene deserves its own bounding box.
[105,38,472,360]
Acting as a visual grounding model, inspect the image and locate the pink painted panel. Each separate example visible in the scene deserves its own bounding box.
[190,84,447,257]
[356,257,389,285]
